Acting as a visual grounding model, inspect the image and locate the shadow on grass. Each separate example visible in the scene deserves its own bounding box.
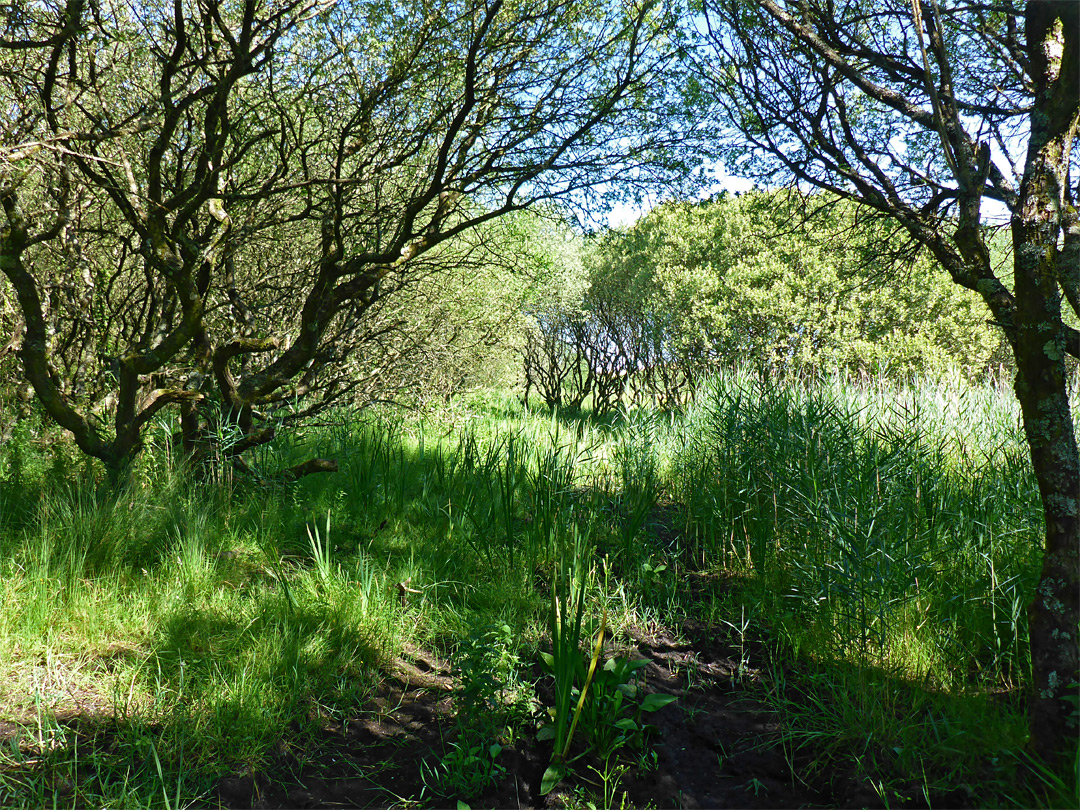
[0,385,1062,808]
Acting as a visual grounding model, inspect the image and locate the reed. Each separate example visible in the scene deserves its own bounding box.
[0,374,1059,806]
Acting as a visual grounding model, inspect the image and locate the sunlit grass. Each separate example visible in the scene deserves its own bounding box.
[0,373,1065,806]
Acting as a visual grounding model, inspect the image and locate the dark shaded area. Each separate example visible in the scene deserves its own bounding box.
[211,623,975,810]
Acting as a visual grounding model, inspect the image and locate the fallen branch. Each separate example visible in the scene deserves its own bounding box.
[283,458,339,480]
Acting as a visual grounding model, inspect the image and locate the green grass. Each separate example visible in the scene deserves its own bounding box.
[674,371,1042,684]
[0,373,1070,807]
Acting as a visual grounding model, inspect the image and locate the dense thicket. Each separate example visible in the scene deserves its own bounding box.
[524,190,1011,412]
[1,0,700,475]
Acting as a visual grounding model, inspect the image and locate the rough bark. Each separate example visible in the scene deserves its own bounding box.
[1012,1,1080,765]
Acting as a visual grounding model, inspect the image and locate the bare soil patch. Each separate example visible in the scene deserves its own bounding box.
[214,622,970,809]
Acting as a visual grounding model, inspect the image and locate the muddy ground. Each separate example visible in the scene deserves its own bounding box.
[214,618,973,810]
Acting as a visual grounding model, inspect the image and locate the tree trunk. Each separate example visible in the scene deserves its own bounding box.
[1012,320,1080,767]
[1014,2,1080,768]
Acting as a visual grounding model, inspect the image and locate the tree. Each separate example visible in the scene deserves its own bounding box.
[701,0,1078,767]
[1,0,701,478]
[319,208,580,406]
[523,189,1008,413]
[597,191,1010,380]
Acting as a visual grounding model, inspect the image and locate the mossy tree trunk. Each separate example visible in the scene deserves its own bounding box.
[1011,3,1080,763]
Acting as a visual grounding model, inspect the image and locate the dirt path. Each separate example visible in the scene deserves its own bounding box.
[215,622,946,809]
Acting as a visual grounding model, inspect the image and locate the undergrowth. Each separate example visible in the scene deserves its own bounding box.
[0,371,1071,807]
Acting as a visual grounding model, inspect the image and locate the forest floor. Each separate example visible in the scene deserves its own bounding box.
[0,561,993,810]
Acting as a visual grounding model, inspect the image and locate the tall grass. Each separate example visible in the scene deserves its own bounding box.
[0,374,1059,806]
[654,369,1056,799]
[0,432,404,807]
[670,369,1042,690]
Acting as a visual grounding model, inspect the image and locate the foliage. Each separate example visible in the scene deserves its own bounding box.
[538,580,675,796]
[341,208,581,405]
[519,217,593,409]
[0,0,704,475]
[524,190,1011,412]
[0,376,1063,806]
[425,739,506,801]
[605,191,1009,378]
[677,369,1045,684]
[538,524,600,793]
[580,656,677,762]
[436,621,528,799]
[453,622,528,732]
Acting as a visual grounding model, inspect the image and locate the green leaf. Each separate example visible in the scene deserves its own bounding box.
[489,743,503,758]
[537,724,556,742]
[540,651,555,669]
[640,693,678,712]
[541,763,566,795]
[614,717,638,731]
[457,802,471,810]
[607,656,647,681]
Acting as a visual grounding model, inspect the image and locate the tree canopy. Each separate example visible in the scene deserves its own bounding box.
[523,189,1012,413]
[1,0,703,474]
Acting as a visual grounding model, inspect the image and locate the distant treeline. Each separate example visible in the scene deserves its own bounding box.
[523,191,1013,412]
